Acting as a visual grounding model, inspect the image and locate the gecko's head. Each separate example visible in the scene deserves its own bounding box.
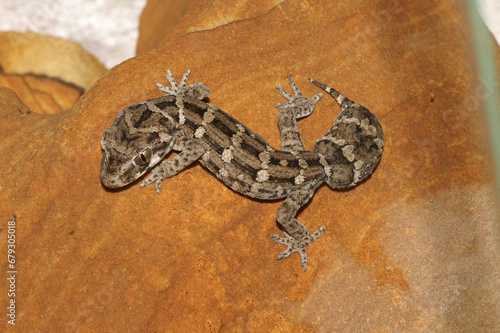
[100,104,175,189]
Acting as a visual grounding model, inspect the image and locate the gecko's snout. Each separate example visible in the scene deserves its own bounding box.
[101,177,120,189]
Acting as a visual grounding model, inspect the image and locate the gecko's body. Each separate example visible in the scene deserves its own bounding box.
[100,70,383,270]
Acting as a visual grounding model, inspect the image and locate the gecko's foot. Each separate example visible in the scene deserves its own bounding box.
[272,226,325,271]
[275,76,322,119]
[156,69,210,100]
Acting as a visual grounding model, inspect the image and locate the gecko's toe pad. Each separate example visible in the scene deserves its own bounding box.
[272,226,325,271]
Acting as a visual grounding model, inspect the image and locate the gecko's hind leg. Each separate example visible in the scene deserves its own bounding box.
[156,69,210,100]
[276,76,322,118]
[275,76,322,153]
[271,182,325,271]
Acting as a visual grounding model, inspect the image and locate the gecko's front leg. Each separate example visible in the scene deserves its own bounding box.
[272,182,325,271]
[156,69,210,100]
[141,139,206,193]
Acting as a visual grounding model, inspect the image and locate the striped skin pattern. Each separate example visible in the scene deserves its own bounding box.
[100,70,384,271]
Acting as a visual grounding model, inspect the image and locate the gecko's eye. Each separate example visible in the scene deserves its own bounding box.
[133,147,152,166]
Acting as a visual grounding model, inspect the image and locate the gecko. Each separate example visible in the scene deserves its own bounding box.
[100,70,384,271]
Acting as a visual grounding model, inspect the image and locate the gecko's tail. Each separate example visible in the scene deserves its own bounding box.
[308,78,354,109]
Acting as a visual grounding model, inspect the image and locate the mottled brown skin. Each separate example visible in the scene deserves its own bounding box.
[101,70,384,271]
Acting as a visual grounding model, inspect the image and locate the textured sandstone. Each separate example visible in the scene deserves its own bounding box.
[0,0,499,331]
[0,32,106,114]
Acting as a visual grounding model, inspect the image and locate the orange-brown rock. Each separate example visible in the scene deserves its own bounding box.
[0,32,106,114]
[0,72,82,114]
[0,32,106,91]
[137,0,195,55]
[1,0,500,331]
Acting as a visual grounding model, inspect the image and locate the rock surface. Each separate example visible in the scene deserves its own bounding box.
[0,72,82,114]
[0,32,106,91]
[0,32,106,114]
[1,0,500,331]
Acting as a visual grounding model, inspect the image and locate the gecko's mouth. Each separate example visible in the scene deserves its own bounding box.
[100,174,121,188]
[101,170,139,189]
[100,168,122,188]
